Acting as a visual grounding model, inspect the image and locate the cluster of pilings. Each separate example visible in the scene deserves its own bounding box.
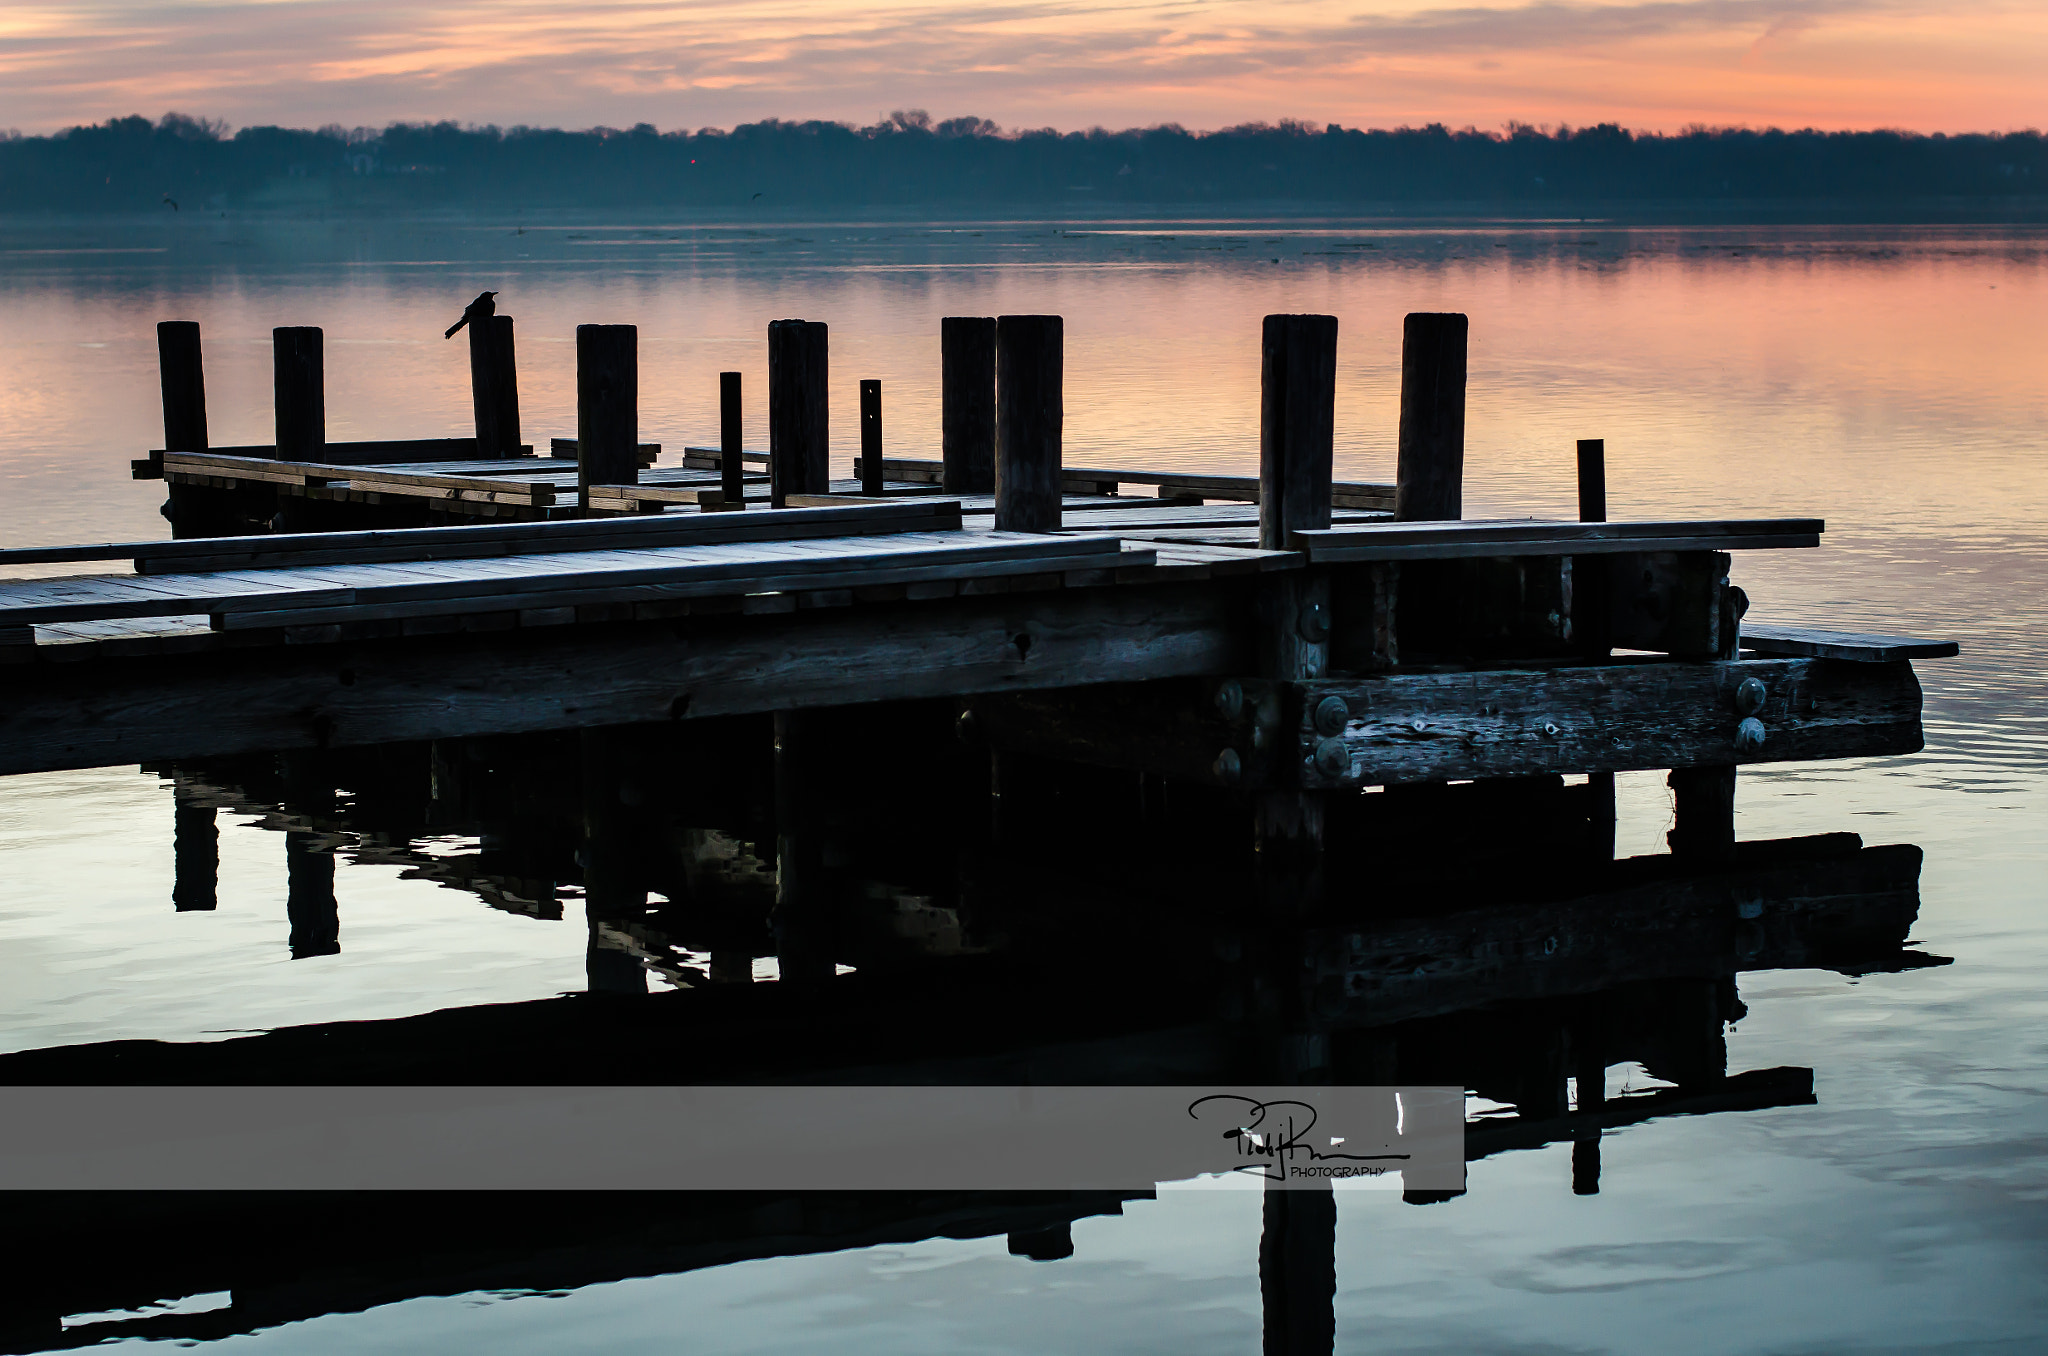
[152,307,1487,530]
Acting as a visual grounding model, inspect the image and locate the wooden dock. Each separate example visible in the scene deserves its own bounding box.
[0,308,1957,906]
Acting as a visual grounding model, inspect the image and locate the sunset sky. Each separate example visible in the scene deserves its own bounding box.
[1,0,2043,136]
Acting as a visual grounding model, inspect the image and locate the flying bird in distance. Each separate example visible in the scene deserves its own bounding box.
[751,192,762,200]
[445,291,498,339]
[161,193,178,211]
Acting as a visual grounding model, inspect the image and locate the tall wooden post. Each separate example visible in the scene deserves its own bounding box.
[1256,317,1336,916]
[942,316,997,494]
[1395,312,1467,521]
[1259,314,1338,550]
[158,321,212,538]
[768,319,829,508]
[172,786,217,913]
[995,314,1062,531]
[157,321,207,456]
[576,324,638,507]
[1260,1184,1337,1356]
[1577,436,1616,857]
[719,371,745,507]
[859,379,884,495]
[468,314,521,457]
[272,326,324,462]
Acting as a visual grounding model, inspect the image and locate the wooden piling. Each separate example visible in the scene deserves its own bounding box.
[1259,314,1339,551]
[719,371,745,507]
[1578,436,1616,848]
[1395,312,1467,521]
[1576,437,1607,524]
[860,379,884,496]
[272,326,324,462]
[942,316,997,494]
[995,314,1062,532]
[768,319,829,508]
[467,315,521,458]
[576,324,639,507]
[279,752,338,959]
[157,321,207,455]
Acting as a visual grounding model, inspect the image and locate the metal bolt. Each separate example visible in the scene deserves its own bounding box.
[1312,694,1350,737]
[1213,748,1242,784]
[1297,599,1330,643]
[1312,737,1349,779]
[1213,678,1244,721]
[1735,716,1767,753]
[1542,721,1560,737]
[1735,676,1767,715]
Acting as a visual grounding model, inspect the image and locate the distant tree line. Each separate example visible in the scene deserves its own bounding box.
[1,110,2042,212]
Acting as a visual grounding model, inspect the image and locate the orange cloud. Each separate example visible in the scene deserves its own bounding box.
[0,0,2042,134]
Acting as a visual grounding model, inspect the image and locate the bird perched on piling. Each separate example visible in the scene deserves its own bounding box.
[444,291,498,339]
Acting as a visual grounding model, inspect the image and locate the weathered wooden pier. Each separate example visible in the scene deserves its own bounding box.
[0,306,1955,909]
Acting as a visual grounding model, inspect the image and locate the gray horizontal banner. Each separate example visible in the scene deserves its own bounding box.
[0,1086,1466,1192]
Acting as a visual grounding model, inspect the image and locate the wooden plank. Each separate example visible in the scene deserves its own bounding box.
[99,501,967,574]
[851,455,1394,508]
[548,439,659,465]
[164,453,554,501]
[0,585,1247,775]
[151,439,533,466]
[1297,656,1922,789]
[1291,519,1822,562]
[1741,625,1959,662]
[209,538,1148,630]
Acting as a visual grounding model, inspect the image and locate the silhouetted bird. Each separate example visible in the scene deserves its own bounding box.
[444,290,498,339]
[161,193,178,212]
[751,192,762,200]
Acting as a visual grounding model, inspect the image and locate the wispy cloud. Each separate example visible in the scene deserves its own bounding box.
[0,0,2041,134]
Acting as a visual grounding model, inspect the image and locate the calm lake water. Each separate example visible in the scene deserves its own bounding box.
[0,212,2044,1352]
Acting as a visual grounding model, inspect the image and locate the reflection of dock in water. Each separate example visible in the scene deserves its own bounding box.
[0,722,1945,1354]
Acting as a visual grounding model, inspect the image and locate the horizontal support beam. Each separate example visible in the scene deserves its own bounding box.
[0,584,1249,776]
[1299,656,1921,788]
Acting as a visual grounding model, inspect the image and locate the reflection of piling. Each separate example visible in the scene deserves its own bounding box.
[580,727,648,994]
[994,314,1062,531]
[1668,766,1737,861]
[1260,1183,1336,1356]
[1573,1045,1607,1196]
[172,785,217,913]
[1007,1222,1074,1261]
[279,752,338,959]
[773,710,833,984]
[942,316,997,493]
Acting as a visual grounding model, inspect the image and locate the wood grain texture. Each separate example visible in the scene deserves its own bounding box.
[1293,518,1821,562]
[1297,656,1923,788]
[720,371,745,505]
[0,585,1243,775]
[1741,625,1960,662]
